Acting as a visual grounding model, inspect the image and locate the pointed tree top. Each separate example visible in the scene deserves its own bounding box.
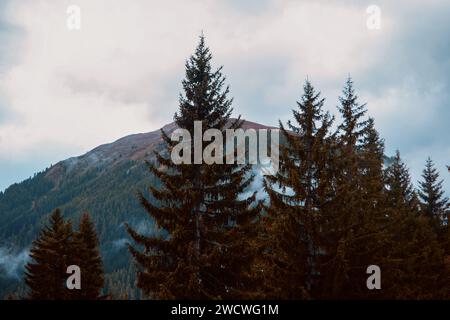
[342,76,356,98]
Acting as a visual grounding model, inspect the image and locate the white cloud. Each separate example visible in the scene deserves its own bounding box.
[0,0,448,193]
[0,0,391,158]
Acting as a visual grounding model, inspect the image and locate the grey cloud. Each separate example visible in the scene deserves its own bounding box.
[353,1,450,192]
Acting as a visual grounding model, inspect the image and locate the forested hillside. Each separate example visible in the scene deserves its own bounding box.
[0,119,273,299]
[0,124,169,298]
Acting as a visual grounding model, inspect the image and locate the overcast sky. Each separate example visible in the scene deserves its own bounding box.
[0,0,449,194]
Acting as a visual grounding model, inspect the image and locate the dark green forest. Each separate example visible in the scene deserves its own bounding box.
[0,160,160,299]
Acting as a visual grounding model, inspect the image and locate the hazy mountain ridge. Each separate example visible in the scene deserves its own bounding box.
[45,119,272,179]
[0,119,273,298]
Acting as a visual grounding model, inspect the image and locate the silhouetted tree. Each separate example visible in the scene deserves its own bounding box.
[261,80,333,299]
[25,209,74,300]
[382,151,445,299]
[127,34,260,299]
[418,157,448,227]
[72,213,105,299]
[310,77,397,299]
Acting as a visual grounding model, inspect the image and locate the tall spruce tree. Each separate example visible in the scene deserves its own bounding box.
[261,80,333,299]
[354,117,389,298]
[359,118,387,232]
[72,213,104,299]
[360,118,385,203]
[25,209,74,300]
[127,35,260,299]
[315,77,381,298]
[382,151,445,299]
[418,157,448,225]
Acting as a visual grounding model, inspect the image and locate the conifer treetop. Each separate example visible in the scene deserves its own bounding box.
[337,76,368,146]
[418,157,448,219]
[175,34,233,131]
[385,150,416,209]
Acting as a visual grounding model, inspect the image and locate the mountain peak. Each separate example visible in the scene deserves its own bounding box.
[46,119,275,181]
